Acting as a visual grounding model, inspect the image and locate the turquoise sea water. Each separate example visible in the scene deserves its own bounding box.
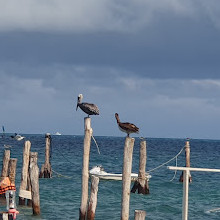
[0,135,220,219]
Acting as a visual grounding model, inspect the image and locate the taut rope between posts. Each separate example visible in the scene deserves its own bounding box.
[52,169,72,179]
[146,146,185,181]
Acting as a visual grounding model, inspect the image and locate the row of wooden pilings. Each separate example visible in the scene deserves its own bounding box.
[0,133,52,219]
[79,117,149,220]
[0,124,191,219]
[79,117,192,220]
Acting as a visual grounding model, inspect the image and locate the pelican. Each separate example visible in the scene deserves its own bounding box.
[115,113,139,137]
[76,94,99,117]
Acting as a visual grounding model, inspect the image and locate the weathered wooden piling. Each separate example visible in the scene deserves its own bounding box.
[79,117,92,220]
[131,140,149,194]
[26,174,32,207]
[19,140,31,205]
[87,176,99,220]
[29,152,40,215]
[134,210,146,220]
[121,137,135,220]
[1,150,10,181]
[0,212,13,220]
[179,140,192,183]
[8,159,17,186]
[40,133,52,178]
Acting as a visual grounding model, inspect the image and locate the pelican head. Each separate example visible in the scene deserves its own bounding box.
[115,113,120,123]
[76,94,83,111]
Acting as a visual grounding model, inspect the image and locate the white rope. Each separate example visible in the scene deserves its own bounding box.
[169,155,178,181]
[92,135,101,154]
[146,146,185,174]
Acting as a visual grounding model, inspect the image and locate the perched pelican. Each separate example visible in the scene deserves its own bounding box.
[115,113,139,137]
[76,94,100,117]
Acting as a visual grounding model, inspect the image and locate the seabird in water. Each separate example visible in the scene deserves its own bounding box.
[115,113,139,137]
[76,94,100,117]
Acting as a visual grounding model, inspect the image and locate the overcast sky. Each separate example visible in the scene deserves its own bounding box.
[1,0,220,139]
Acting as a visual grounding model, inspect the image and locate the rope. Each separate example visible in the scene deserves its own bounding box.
[138,136,179,181]
[92,135,101,154]
[50,132,100,179]
[58,148,76,165]
[146,146,185,174]
[169,155,178,181]
[52,169,72,179]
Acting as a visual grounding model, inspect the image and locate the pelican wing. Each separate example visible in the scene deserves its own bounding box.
[79,102,100,115]
[119,122,139,133]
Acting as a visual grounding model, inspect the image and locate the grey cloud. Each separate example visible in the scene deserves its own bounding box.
[1,23,220,80]
[1,64,220,138]
[0,1,219,32]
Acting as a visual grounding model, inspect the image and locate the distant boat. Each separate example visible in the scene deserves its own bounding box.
[10,133,25,141]
[54,132,61,135]
[89,166,151,181]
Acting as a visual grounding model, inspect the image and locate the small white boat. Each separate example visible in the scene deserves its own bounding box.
[11,133,25,141]
[55,132,61,135]
[15,134,25,141]
[89,166,151,181]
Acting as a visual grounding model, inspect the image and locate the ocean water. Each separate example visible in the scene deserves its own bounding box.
[0,135,220,219]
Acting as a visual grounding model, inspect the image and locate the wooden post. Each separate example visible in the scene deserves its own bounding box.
[1,150,10,180]
[19,141,31,205]
[0,212,13,220]
[29,152,40,215]
[79,117,92,220]
[121,137,135,220]
[179,140,192,183]
[87,176,99,220]
[39,133,52,178]
[8,159,17,186]
[131,140,149,194]
[26,174,32,207]
[134,210,146,220]
[0,150,11,197]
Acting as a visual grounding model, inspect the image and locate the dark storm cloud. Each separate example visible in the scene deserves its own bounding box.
[1,11,220,80]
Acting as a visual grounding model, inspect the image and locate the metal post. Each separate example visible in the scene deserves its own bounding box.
[182,170,189,220]
[168,166,220,220]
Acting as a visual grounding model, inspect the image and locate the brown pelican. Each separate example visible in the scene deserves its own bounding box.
[115,113,139,137]
[76,94,99,117]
